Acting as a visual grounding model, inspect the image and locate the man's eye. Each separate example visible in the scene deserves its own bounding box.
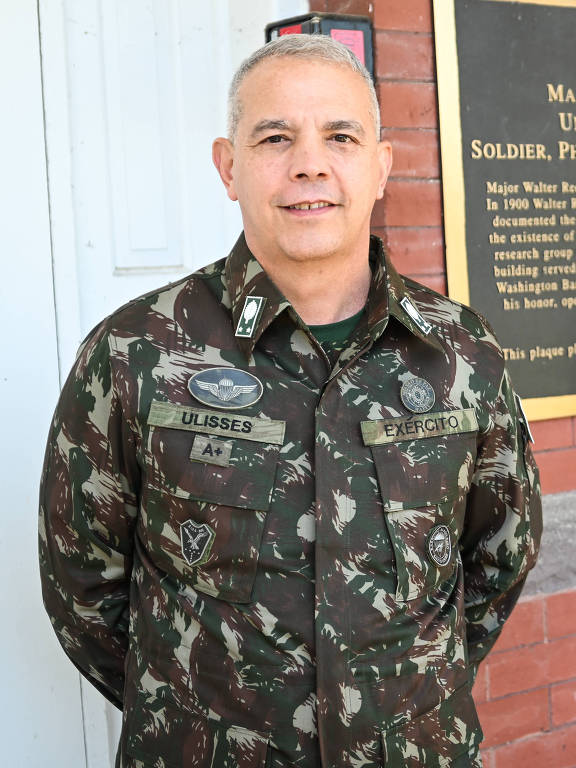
[331,134,354,143]
[263,135,287,144]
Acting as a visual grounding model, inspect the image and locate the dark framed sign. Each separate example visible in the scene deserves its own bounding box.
[434,0,576,420]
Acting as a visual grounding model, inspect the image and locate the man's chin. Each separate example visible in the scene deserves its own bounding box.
[277,235,343,264]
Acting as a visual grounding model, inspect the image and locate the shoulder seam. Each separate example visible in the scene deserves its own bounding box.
[403,275,475,317]
[99,264,226,334]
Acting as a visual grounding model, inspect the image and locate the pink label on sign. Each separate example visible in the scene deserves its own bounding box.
[330,29,365,65]
[280,24,302,36]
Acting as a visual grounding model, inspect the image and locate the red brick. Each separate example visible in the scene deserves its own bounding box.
[530,418,574,452]
[492,596,545,653]
[374,0,433,33]
[488,636,576,699]
[379,82,438,128]
[548,591,576,640]
[534,447,576,494]
[374,179,442,227]
[552,680,576,727]
[382,226,444,274]
[476,688,548,749]
[382,128,440,178]
[473,662,489,705]
[294,1,374,16]
[375,31,434,81]
[492,725,576,768]
[480,750,496,768]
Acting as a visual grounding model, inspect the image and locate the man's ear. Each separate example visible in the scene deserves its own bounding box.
[375,140,393,200]
[212,138,238,202]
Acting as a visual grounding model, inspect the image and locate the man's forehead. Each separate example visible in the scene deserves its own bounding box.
[238,57,373,127]
[241,55,365,90]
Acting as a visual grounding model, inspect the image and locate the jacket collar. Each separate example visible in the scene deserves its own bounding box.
[225,232,443,360]
[225,233,292,360]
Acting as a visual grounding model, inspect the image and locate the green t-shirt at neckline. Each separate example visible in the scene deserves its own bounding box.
[308,307,365,364]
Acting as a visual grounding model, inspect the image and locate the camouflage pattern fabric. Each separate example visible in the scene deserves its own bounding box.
[39,233,542,767]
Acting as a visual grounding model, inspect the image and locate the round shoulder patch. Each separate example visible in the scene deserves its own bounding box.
[427,524,452,567]
[400,377,435,413]
[188,367,263,410]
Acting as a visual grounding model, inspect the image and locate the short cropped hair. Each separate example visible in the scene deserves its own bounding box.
[227,33,380,141]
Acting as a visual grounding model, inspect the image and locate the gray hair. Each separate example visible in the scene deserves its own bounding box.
[227,34,380,141]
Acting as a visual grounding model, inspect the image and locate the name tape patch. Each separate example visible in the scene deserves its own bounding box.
[190,435,233,467]
[148,400,285,445]
[361,408,478,446]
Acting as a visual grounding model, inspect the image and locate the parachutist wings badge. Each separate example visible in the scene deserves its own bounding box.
[196,377,258,402]
[188,367,263,409]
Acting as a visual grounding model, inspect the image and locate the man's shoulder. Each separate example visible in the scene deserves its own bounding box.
[82,256,229,346]
[112,257,227,324]
[402,274,502,352]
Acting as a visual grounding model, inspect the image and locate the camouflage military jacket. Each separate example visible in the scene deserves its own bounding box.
[39,233,542,768]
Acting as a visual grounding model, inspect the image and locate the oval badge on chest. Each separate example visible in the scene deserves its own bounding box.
[188,367,263,410]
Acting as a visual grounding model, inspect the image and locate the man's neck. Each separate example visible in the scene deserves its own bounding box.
[247,240,372,326]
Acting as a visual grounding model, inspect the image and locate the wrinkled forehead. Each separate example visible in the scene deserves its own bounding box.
[236,56,374,130]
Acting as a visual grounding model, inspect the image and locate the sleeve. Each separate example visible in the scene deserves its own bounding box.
[38,323,140,709]
[460,365,543,678]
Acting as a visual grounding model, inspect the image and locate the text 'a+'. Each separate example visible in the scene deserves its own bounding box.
[202,445,223,457]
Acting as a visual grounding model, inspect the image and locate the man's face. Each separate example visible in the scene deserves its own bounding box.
[213,57,392,266]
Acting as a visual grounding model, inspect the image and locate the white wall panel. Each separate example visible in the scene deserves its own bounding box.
[101,0,180,269]
[0,1,86,767]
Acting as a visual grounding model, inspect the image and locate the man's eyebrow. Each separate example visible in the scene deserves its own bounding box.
[248,119,366,139]
[324,120,365,136]
[249,119,291,138]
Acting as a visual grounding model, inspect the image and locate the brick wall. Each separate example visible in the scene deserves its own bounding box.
[474,590,576,767]
[309,0,576,494]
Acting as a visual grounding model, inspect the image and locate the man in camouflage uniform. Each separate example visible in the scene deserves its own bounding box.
[39,34,542,767]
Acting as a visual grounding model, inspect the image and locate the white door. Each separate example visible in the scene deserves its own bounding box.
[42,0,309,375]
[38,1,308,766]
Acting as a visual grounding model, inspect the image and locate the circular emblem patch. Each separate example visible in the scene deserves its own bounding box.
[427,525,452,567]
[400,377,435,413]
[188,367,263,410]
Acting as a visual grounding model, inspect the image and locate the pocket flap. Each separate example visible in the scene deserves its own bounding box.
[371,433,477,512]
[149,401,285,444]
[146,416,281,510]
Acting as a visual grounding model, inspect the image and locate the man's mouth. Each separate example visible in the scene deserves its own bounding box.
[285,202,334,210]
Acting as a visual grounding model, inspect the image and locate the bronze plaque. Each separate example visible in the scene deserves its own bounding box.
[434,0,576,420]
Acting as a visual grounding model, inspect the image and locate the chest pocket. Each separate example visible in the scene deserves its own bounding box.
[142,402,284,603]
[363,410,478,602]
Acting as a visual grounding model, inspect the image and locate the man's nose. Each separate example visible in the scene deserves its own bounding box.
[288,136,330,180]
